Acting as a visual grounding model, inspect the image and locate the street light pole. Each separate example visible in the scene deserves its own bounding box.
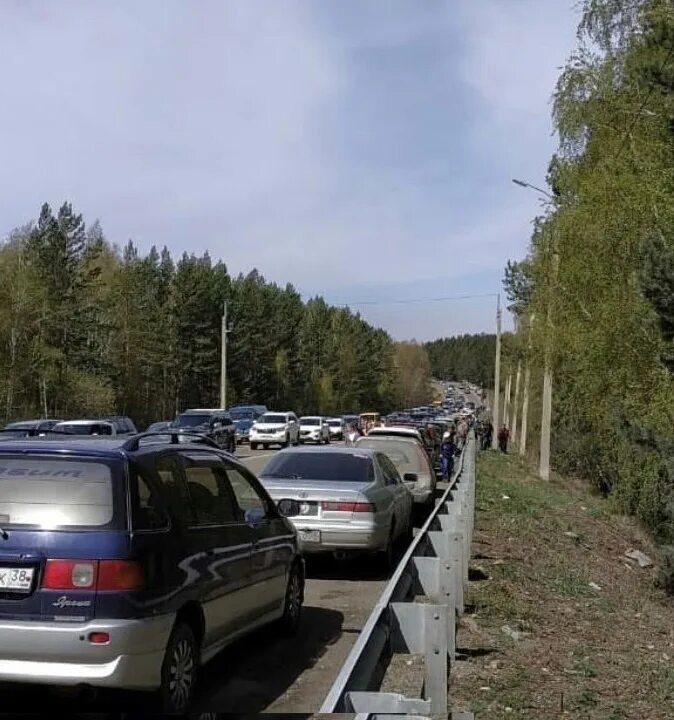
[220,301,232,409]
[491,294,502,450]
[512,178,556,480]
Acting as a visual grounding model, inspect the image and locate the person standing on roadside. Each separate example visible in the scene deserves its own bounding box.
[483,419,493,450]
[497,424,510,453]
[440,431,458,480]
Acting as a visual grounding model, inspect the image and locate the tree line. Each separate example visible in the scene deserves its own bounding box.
[504,0,674,549]
[0,202,434,428]
[425,334,496,387]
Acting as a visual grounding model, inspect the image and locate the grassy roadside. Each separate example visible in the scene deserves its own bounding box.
[450,449,674,719]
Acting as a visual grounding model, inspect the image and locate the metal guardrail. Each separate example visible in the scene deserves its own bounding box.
[320,435,477,719]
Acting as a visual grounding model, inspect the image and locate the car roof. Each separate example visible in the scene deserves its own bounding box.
[0,437,229,459]
[369,425,421,434]
[273,445,377,457]
[299,415,322,419]
[181,408,224,413]
[54,419,113,426]
[356,435,422,445]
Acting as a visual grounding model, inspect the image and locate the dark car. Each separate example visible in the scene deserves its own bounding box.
[0,419,63,440]
[0,434,304,713]
[233,419,254,445]
[173,409,236,453]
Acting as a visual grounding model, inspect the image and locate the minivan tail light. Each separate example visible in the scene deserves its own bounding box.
[43,560,97,590]
[321,501,375,513]
[97,560,144,591]
[42,560,144,591]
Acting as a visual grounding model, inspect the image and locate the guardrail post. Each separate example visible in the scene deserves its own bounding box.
[390,602,449,716]
[429,530,464,613]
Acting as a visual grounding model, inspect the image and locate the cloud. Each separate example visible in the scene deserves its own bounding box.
[0,1,580,341]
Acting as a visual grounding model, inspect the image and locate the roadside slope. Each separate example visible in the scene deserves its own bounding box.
[450,451,674,719]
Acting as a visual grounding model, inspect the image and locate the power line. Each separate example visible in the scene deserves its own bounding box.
[331,292,499,307]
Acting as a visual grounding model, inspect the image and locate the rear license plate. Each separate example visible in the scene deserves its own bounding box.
[0,567,34,592]
[298,529,321,543]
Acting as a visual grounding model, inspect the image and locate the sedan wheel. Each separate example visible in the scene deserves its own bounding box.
[381,524,397,573]
[278,564,303,635]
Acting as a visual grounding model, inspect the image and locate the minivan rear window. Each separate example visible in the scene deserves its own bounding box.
[0,457,115,528]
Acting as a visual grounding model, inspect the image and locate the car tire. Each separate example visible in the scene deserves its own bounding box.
[251,442,258,451]
[381,522,397,573]
[263,444,269,450]
[158,621,198,714]
[277,562,304,636]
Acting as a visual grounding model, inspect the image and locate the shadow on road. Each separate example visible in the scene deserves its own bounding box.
[304,553,391,582]
[194,605,344,713]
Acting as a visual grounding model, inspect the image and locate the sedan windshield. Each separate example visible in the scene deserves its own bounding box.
[327,420,342,427]
[258,414,286,424]
[356,438,428,474]
[300,418,320,425]
[175,413,210,427]
[262,452,372,482]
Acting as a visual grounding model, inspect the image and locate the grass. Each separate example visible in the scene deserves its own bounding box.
[449,448,674,719]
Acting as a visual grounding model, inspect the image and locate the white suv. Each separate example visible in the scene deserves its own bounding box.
[249,411,300,449]
[298,416,331,444]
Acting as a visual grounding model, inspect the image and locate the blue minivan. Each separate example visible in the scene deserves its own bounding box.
[0,434,304,713]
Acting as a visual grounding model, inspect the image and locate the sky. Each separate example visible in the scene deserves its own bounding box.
[0,1,580,341]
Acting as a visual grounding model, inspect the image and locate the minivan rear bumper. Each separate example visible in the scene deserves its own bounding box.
[0,614,174,690]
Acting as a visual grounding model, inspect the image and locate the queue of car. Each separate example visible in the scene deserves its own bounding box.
[0,396,475,713]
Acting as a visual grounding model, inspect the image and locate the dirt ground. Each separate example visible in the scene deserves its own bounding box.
[450,450,674,719]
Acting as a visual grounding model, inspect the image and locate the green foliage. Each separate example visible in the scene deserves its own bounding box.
[508,0,674,547]
[0,202,426,428]
[425,333,496,386]
[503,259,534,315]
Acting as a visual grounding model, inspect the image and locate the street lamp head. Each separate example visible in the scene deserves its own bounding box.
[512,178,528,188]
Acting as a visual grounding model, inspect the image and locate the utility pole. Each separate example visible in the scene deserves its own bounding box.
[511,178,557,480]
[539,240,559,481]
[511,359,522,443]
[220,301,232,409]
[519,313,534,457]
[491,295,502,450]
[503,372,512,428]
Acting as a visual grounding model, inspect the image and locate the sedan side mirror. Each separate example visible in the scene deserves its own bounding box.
[277,499,300,517]
[403,472,419,483]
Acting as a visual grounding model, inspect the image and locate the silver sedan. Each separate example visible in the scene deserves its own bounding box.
[355,435,437,509]
[258,446,413,565]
